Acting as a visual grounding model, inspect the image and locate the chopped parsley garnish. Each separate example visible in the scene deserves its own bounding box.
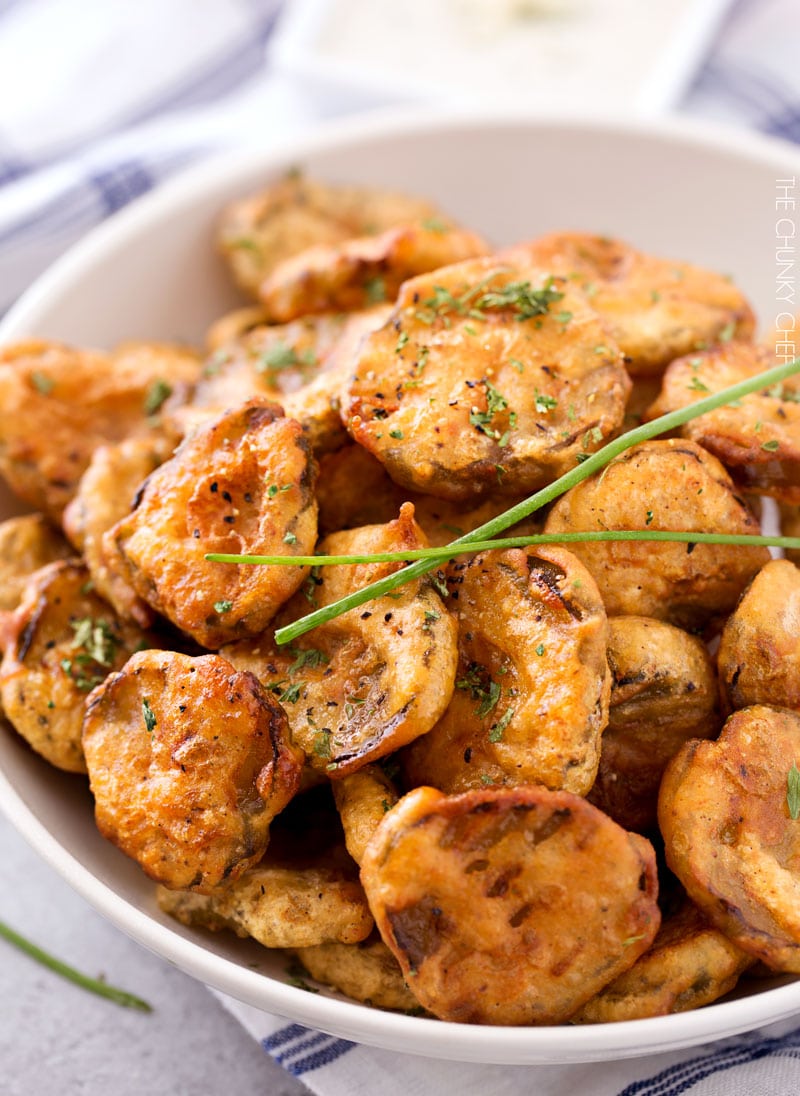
[389,429,404,440]
[535,643,545,657]
[70,617,119,668]
[422,216,449,233]
[761,439,780,452]
[415,275,564,326]
[312,729,332,758]
[470,381,513,441]
[31,371,54,395]
[534,390,558,413]
[422,609,440,633]
[143,378,172,416]
[213,600,233,614]
[288,646,329,673]
[365,275,387,303]
[718,320,736,343]
[142,698,157,735]
[283,531,298,545]
[788,764,800,820]
[688,376,710,393]
[457,663,501,719]
[488,707,514,742]
[555,310,573,324]
[645,510,654,526]
[256,343,301,373]
[278,682,302,705]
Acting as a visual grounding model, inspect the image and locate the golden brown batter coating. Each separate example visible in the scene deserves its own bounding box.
[83,650,304,892]
[344,257,630,501]
[156,861,372,948]
[291,934,418,1010]
[218,173,443,298]
[259,221,489,322]
[717,560,800,714]
[588,616,720,833]
[224,504,457,777]
[361,785,660,1024]
[105,399,318,648]
[0,340,199,521]
[543,439,769,631]
[514,232,755,376]
[659,705,800,972]
[0,514,70,613]
[402,546,609,796]
[0,560,150,772]
[63,437,172,626]
[649,342,800,502]
[332,764,399,866]
[779,501,800,566]
[572,898,754,1022]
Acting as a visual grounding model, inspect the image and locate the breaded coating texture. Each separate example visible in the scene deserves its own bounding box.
[361,785,660,1024]
[0,514,70,612]
[649,342,800,502]
[224,504,457,777]
[83,651,303,892]
[63,437,171,626]
[573,898,753,1022]
[717,560,800,714]
[588,616,720,832]
[659,705,800,972]
[106,399,318,648]
[543,439,769,630]
[217,173,442,298]
[259,221,489,322]
[156,861,372,948]
[514,232,754,375]
[0,560,150,772]
[332,765,399,866]
[291,935,418,1011]
[344,257,630,501]
[402,547,609,796]
[0,340,199,521]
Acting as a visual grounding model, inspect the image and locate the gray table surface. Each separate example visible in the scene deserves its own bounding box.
[0,814,308,1096]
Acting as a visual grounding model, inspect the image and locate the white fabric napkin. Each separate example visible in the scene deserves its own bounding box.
[4,0,800,1092]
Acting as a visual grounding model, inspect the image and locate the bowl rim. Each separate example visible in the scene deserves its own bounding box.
[3,106,800,1064]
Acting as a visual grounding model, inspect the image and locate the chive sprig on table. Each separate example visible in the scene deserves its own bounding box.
[205,356,800,644]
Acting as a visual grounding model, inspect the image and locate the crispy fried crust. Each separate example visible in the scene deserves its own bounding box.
[718,560,800,715]
[659,705,800,971]
[779,501,800,567]
[588,616,720,832]
[291,935,418,1010]
[332,765,399,866]
[63,438,172,626]
[572,898,754,1023]
[259,222,489,322]
[648,342,800,502]
[224,504,457,777]
[156,861,372,947]
[513,233,755,376]
[106,399,318,648]
[0,560,150,772]
[402,547,609,796]
[0,341,199,521]
[543,439,770,630]
[0,514,70,613]
[83,650,304,892]
[361,785,660,1024]
[217,173,443,298]
[344,258,630,501]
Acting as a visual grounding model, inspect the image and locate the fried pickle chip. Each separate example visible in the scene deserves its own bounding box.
[0,514,70,612]
[343,257,630,501]
[332,765,400,865]
[105,399,317,648]
[779,501,800,567]
[0,340,199,521]
[588,616,720,832]
[513,232,754,375]
[217,173,443,298]
[543,439,769,630]
[361,785,660,1024]
[157,860,372,948]
[0,560,150,772]
[572,898,754,1023]
[717,560,800,714]
[63,437,172,626]
[259,221,489,322]
[224,504,457,777]
[83,650,303,892]
[659,705,800,972]
[291,935,418,1011]
[648,342,800,502]
[402,547,609,796]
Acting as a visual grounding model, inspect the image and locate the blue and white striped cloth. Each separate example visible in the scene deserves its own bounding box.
[4,0,800,1092]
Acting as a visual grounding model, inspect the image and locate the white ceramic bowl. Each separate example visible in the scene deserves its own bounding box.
[2,110,800,1065]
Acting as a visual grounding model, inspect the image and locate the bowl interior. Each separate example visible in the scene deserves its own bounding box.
[2,111,800,1065]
